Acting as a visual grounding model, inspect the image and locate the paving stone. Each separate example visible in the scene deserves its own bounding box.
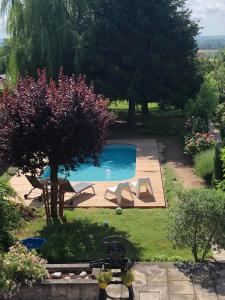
[133,270,147,287]
[194,284,217,300]
[168,268,191,281]
[169,281,194,295]
[170,295,196,300]
[140,292,160,300]
[106,284,122,298]
[147,267,167,283]
[146,283,169,300]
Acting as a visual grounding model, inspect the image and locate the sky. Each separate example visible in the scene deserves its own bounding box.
[187,0,225,35]
[0,0,225,38]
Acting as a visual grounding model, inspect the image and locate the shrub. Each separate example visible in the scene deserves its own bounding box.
[185,74,219,121]
[185,117,208,134]
[169,188,225,262]
[194,149,215,183]
[0,182,21,252]
[0,243,48,297]
[184,133,215,156]
[214,144,223,181]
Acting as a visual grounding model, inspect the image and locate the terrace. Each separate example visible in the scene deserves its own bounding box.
[10,139,165,209]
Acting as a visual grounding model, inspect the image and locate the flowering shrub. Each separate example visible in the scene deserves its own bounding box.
[0,243,48,298]
[184,133,215,156]
[185,117,208,134]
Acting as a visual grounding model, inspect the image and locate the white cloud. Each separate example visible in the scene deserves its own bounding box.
[187,0,225,20]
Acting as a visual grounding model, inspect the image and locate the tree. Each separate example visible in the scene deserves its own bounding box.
[84,0,200,126]
[0,69,113,221]
[1,0,95,81]
[185,73,219,122]
[169,188,225,262]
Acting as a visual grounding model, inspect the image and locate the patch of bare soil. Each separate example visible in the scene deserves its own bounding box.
[159,137,204,188]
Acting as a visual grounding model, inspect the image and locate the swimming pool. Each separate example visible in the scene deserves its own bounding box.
[42,144,136,182]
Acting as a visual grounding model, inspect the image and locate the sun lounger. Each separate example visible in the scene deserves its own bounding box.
[24,175,43,199]
[131,177,154,198]
[104,182,134,205]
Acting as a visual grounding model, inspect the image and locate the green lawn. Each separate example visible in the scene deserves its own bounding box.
[109,101,185,139]
[17,166,193,263]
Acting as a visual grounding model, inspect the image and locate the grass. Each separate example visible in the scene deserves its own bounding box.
[17,165,193,263]
[109,101,185,139]
[194,149,215,181]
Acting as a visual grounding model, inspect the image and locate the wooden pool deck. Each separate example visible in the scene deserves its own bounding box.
[10,139,166,208]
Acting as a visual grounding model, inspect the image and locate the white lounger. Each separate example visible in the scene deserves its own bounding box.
[104,182,134,205]
[131,177,153,198]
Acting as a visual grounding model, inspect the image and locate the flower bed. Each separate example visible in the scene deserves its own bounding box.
[184,133,215,156]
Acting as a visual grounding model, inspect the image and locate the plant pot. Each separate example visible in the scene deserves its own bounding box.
[99,283,108,289]
[123,281,133,287]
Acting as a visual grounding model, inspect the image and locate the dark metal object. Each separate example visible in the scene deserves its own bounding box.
[90,235,136,300]
[90,235,136,270]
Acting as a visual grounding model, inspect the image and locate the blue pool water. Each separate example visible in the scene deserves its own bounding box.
[42,144,136,182]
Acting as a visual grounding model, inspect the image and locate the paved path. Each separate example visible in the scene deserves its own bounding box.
[106,263,225,300]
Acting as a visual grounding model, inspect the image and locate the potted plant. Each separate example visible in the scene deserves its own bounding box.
[96,271,112,289]
[121,270,135,287]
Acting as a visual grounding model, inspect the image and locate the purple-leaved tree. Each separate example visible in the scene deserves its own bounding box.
[0,69,114,220]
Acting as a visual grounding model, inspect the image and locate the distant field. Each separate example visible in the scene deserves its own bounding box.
[197,49,219,58]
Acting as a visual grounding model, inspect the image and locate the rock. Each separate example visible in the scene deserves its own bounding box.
[52,272,62,279]
[64,276,71,280]
[79,271,87,278]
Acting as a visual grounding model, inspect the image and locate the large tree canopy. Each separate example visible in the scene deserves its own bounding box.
[0,69,113,219]
[84,0,201,124]
[1,0,94,80]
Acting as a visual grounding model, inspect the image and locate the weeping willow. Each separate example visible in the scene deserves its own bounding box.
[1,0,93,82]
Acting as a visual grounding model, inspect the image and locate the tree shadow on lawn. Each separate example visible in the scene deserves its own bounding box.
[39,217,142,263]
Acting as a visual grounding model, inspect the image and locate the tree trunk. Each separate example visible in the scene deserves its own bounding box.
[50,163,59,220]
[192,246,199,262]
[128,99,136,128]
[142,102,149,115]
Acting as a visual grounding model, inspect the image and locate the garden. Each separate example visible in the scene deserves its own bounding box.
[1,0,225,299]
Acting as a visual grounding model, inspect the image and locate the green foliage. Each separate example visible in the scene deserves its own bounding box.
[2,0,94,80]
[211,49,225,102]
[85,0,200,110]
[184,133,215,156]
[0,243,48,296]
[185,73,219,122]
[214,145,223,181]
[0,181,20,252]
[194,149,215,183]
[220,147,225,174]
[185,117,208,134]
[121,270,135,286]
[169,188,225,262]
[96,271,112,284]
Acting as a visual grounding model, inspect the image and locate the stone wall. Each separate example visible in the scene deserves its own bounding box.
[13,280,98,300]
[12,264,99,300]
